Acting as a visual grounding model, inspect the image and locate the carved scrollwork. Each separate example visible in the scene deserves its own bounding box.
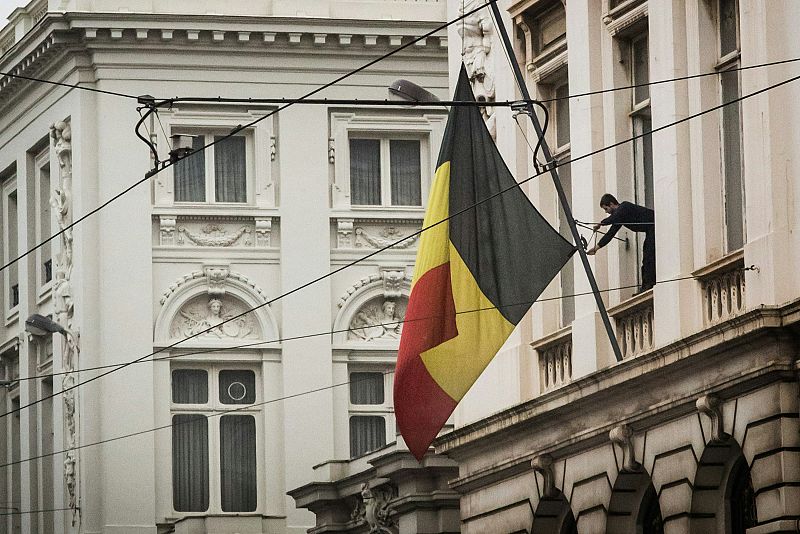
[609,424,641,472]
[457,0,496,139]
[337,271,413,309]
[160,269,267,305]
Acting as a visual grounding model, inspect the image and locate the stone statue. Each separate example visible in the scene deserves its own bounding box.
[357,481,398,534]
[457,0,497,138]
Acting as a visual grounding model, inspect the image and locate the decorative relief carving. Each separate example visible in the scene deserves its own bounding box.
[348,297,407,342]
[458,0,496,138]
[160,269,267,305]
[255,218,272,247]
[355,226,419,249]
[353,479,398,534]
[609,424,640,472]
[380,269,405,300]
[697,394,728,442]
[50,119,79,526]
[337,272,413,309]
[171,296,261,340]
[156,216,277,248]
[337,218,354,248]
[177,223,252,247]
[159,216,177,245]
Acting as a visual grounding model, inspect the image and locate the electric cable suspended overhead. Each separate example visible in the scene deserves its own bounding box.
[0,51,797,274]
[0,269,756,472]
[2,64,797,421]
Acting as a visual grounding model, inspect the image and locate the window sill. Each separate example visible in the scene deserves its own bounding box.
[691,248,744,279]
[331,208,424,221]
[4,306,18,327]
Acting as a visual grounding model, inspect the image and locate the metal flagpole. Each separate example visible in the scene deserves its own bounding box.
[488,1,624,362]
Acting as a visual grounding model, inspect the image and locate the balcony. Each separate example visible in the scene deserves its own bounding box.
[532,326,572,394]
[609,290,654,359]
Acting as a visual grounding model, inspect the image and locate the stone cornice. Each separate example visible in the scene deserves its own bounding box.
[434,298,800,485]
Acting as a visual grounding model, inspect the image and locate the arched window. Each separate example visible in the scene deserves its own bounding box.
[638,484,664,534]
[726,457,757,534]
[531,492,577,534]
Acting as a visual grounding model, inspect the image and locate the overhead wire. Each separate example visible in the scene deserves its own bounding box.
[0,51,797,275]
[2,60,797,421]
[0,269,757,471]
[0,0,499,278]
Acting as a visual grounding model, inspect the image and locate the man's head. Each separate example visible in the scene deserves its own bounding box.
[599,193,620,215]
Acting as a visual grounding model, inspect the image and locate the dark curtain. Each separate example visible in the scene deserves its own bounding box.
[174,136,206,202]
[220,415,257,512]
[214,136,247,202]
[390,140,421,206]
[350,139,381,205]
[172,414,209,512]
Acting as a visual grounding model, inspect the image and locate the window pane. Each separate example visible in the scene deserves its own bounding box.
[721,69,744,250]
[219,370,256,405]
[350,373,384,404]
[214,135,247,203]
[172,369,208,404]
[349,416,386,458]
[8,190,18,308]
[350,139,381,205]
[719,0,738,56]
[220,415,257,512]
[555,84,570,148]
[632,36,650,105]
[172,414,209,512]
[557,162,574,326]
[39,164,51,281]
[390,140,421,206]
[174,136,206,202]
[633,115,654,210]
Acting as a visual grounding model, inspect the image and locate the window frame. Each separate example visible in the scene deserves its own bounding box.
[170,129,255,206]
[347,366,394,458]
[348,133,424,208]
[2,175,19,320]
[715,0,745,253]
[330,111,447,213]
[34,147,53,296]
[154,106,276,209]
[169,363,263,516]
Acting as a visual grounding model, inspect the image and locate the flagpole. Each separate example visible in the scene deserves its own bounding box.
[488,2,624,363]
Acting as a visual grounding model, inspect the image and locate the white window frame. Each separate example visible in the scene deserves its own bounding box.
[169,363,264,516]
[330,111,446,213]
[34,148,53,297]
[348,366,394,459]
[348,134,425,208]
[154,108,275,209]
[2,176,18,322]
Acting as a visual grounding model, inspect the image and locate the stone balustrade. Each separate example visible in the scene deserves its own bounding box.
[698,256,746,326]
[533,327,573,394]
[609,292,654,360]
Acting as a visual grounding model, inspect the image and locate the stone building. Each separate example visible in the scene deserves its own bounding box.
[0,0,448,533]
[292,0,800,533]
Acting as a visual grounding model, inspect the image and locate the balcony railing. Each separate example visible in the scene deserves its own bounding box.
[532,327,572,394]
[694,250,746,327]
[609,291,654,359]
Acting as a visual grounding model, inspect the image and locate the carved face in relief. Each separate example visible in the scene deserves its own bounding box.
[208,299,222,317]
[347,297,408,341]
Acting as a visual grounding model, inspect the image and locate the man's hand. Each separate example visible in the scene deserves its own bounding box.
[592,223,601,231]
[586,246,597,255]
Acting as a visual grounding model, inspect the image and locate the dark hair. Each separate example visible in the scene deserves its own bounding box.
[599,193,619,207]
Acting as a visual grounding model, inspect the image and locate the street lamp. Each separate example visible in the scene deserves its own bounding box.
[25,313,67,337]
[388,79,440,103]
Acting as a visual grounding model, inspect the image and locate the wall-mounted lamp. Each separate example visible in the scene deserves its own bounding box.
[25,313,67,337]
[388,79,440,103]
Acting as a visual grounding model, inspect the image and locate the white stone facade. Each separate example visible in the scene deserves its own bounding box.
[0,1,448,533]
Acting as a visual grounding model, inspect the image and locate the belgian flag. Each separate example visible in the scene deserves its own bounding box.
[394,66,575,460]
